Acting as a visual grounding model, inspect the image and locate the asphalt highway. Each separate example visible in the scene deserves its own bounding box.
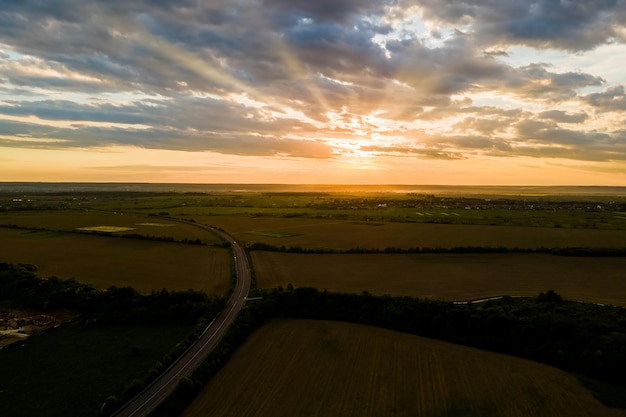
[112,227,251,417]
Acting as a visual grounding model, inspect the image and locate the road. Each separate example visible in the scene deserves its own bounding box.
[112,227,251,417]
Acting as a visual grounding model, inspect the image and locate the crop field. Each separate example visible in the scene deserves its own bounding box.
[172,204,626,228]
[76,225,135,233]
[0,210,223,244]
[0,227,230,294]
[7,189,625,230]
[0,320,195,417]
[252,252,626,306]
[192,215,626,250]
[182,319,626,417]
[182,206,626,229]
[2,187,626,416]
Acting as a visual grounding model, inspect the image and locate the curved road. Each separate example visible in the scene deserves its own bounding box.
[113,227,250,417]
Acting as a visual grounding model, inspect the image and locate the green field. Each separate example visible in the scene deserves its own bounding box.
[252,251,626,306]
[245,230,301,238]
[76,225,135,232]
[194,215,626,250]
[182,319,626,417]
[0,210,223,244]
[0,320,195,417]
[3,188,626,417]
[6,189,625,230]
[0,227,230,294]
[89,191,626,230]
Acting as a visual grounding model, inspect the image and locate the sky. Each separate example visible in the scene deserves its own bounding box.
[1,0,626,185]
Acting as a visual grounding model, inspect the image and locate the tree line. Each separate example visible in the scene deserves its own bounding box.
[152,286,626,416]
[0,224,230,247]
[2,263,625,415]
[0,262,226,416]
[0,262,224,324]
[235,287,626,383]
[247,242,626,257]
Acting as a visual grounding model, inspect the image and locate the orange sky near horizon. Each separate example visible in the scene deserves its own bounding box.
[2,145,624,185]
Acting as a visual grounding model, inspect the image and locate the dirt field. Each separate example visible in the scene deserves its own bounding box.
[182,319,626,417]
[194,215,626,250]
[0,227,230,294]
[0,309,79,348]
[252,251,626,306]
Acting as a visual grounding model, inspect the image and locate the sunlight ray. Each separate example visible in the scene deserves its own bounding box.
[96,8,285,112]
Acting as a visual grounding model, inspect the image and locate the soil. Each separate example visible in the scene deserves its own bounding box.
[0,309,79,348]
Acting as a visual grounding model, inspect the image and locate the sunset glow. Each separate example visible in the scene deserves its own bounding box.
[1,1,626,185]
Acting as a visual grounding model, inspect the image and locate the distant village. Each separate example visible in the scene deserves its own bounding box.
[309,196,626,212]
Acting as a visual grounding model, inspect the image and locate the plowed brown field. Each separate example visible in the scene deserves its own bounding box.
[182,319,626,417]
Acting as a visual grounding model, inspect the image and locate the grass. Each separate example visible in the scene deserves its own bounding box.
[169,205,626,231]
[4,191,625,416]
[0,320,195,417]
[191,215,626,250]
[54,189,623,230]
[0,227,231,295]
[76,225,135,232]
[0,210,223,244]
[245,230,301,238]
[181,319,626,417]
[251,252,626,306]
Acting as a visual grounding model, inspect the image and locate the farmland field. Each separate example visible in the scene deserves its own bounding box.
[0,210,223,244]
[0,320,196,417]
[252,251,626,306]
[0,227,230,294]
[194,215,626,250]
[2,186,626,417]
[181,319,626,417]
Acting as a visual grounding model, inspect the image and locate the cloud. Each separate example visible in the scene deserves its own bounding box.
[515,119,610,146]
[358,126,626,162]
[358,144,465,160]
[500,63,604,101]
[583,85,626,112]
[0,100,156,125]
[0,111,334,158]
[262,0,389,23]
[414,0,626,51]
[0,0,625,168]
[538,110,588,124]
